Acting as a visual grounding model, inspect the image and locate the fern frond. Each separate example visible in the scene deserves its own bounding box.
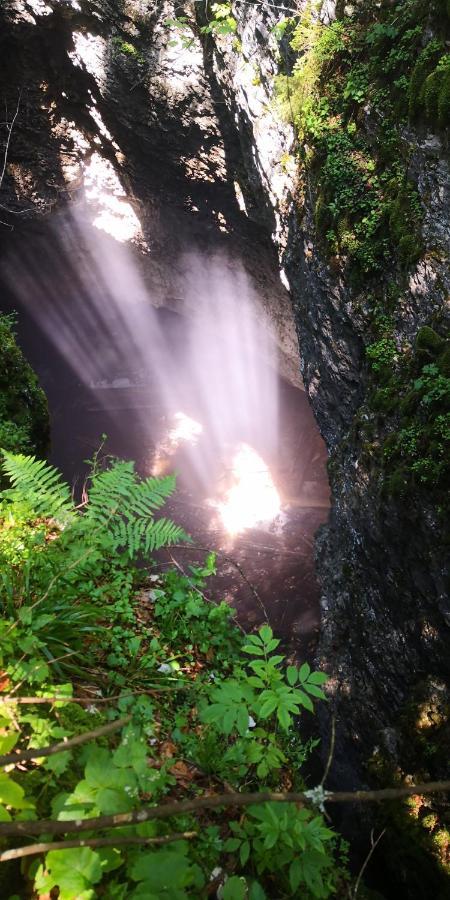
[1,450,73,520]
[144,517,188,553]
[84,460,187,557]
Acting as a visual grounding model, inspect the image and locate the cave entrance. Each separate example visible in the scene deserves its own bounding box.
[0,210,330,657]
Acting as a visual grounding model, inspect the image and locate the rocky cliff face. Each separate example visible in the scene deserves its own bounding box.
[1,0,449,814]
[204,0,450,789]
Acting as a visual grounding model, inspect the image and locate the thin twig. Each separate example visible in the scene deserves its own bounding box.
[3,686,188,705]
[0,831,197,863]
[0,91,21,191]
[353,828,386,898]
[1,782,449,838]
[320,714,336,788]
[0,715,131,767]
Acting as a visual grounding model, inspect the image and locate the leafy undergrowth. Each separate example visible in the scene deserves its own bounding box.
[0,451,349,899]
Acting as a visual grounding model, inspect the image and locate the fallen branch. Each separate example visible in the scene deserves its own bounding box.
[0,781,449,839]
[0,831,197,863]
[0,715,131,767]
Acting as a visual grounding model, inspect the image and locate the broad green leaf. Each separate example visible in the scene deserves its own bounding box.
[37,847,103,899]
[308,671,328,685]
[298,662,311,682]
[289,858,302,891]
[240,839,250,866]
[286,666,298,686]
[277,704,291,730]
[223,875,247,899]
[224,837,241,852]
[303,683,326,700]
[249,881,267,900]
[0,772,31,809]
[295,689,314,713]
[259,694,278,718]
[259,625,273,644]
[242,644,265,656]
[0,732,18,754]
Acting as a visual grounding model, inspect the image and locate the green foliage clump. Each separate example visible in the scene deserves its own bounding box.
[366,337,397,373]
[368,331,450,492]
[0,451,348,898]
[112,36,144,61]
[0,315,48,458]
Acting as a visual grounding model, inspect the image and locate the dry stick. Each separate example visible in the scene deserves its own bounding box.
[0,831,197,863]
[4,686,186,706]
[0,92,21,191]
[320,714,336,788]
[352,828,386,899]
[0,715,131,767]
[1,782,450,839]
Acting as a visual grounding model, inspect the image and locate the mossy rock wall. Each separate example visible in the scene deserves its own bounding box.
[0,315,49,457]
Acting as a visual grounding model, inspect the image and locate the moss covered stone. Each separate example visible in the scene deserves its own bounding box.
[416,326,446,354]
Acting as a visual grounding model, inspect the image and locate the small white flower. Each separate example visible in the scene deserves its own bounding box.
[248,715,256,729]
[157,663,171,674]
[86,704,98,714]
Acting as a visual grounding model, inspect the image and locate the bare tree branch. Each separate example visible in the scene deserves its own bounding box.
[0,715,131,767]
[0,831,197,863]
[0,782,449,839]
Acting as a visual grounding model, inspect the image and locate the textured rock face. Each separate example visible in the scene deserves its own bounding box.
[0,0,301,387]
[203,0,450,790]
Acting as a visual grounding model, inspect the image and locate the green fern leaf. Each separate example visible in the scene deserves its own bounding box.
[1,450,73,520]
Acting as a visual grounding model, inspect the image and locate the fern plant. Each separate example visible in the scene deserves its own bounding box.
[1,450,73,522]
[0,451,188,559]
